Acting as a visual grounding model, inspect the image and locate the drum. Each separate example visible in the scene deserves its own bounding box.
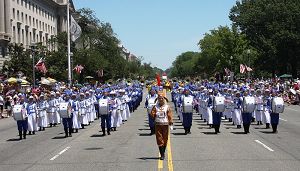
[99,99,109,115]
[272,97,284,113]
[13,105,26,121]
[183,96,193,113]
[147,98,156,114]
[59,103,72,118]
[243,96,256,113]
[213,96,225,112]
[255,97,264,111]
[225,97,233,109]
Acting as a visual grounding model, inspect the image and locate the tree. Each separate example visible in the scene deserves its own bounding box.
[230,0,300,77]
[196,26,253,77]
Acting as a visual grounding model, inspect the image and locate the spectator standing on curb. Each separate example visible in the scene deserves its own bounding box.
[0,93,3,118]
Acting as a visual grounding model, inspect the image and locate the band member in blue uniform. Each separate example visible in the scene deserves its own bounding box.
[61,94,73,138]
[180,88,194,135]
[212,89,222,134]
[15,95,28,140]
[145,88,158,135]
[241,91,252,134]
[26,96,38,135]
[270,91,280,133]
[99,89,112,136]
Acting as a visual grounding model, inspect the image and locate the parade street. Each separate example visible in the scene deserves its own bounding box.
[0,91,299,171]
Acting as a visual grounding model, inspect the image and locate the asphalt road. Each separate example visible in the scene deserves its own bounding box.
[0,91,299,171]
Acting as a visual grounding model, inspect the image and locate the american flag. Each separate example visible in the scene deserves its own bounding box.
[73,65,84,74]
[240,64,246,74]
[35,58,47,74]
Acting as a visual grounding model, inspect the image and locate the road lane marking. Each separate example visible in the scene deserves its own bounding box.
[158,152,163,169]
[279,118,287,121]
[255,140,274,152]
[50,147,71,161]
[167,132,174,171]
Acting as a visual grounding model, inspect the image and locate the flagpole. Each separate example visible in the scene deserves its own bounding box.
[67,0,72,88]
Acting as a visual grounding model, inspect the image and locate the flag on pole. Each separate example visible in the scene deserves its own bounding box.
[156,73,161,86]
[240,64,246,74]
[73,65,84,74]
[35,58,47,74]
[70,15,82,42]
[245,65,253,72]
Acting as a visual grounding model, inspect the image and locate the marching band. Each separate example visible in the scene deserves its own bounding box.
[11,83,144,140]
[170,80,285,134]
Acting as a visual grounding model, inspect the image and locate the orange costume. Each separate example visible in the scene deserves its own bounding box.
[150,92,173,160]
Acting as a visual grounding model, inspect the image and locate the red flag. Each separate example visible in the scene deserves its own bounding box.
[240,64,246,74]
[35,58,47,74]
[73,65,84,74]
[245,65,253,72]
[156,73,161,86]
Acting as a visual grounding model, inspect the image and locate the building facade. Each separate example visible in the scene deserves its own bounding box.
[0,0,75,68]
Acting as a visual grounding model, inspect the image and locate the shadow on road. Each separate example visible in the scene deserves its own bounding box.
[90,134,105,137]
[231,132,247,134]
[254,127,267,129]
[260,131,275,134]
[197,127,212,130]
[137,157,160,160]
[138,128,150,131]
[172,132,186,136]
[52,136,67,139]
[138,133,152,136]
[202,132,217,135]
[85,147,104,150]
[7,138,21,141]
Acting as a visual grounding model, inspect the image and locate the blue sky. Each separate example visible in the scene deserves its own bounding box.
[73,0,237,70]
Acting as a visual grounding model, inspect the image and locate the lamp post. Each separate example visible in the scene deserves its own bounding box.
[247,49,251,79]
[230,56,234,82]
[30,41,37,88]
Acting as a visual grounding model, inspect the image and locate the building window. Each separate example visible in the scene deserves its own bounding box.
[21,0,23,6]
[22,29,24,44]
[39,7,41,15]
[21,12,23,22]
[25,14,27,24]
[33,17,35,27]
[25,0,27,8]
[36,5,37,13]
[30,32,32,43]
[17,10,19,20]
[17,0,19,4]
[29,16,31,25]
[39,21,41,29]
[13,8,15,19]
[13,26,16,42]
[29,1,31,10]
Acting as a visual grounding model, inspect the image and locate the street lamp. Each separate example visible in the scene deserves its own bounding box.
[30,41,37,88]
[247,49,251,79]
[230,56,234,82]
